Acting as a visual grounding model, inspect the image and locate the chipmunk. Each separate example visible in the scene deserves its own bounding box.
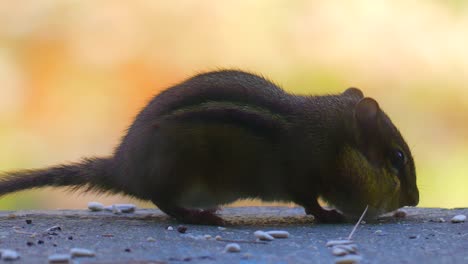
[0,70,419,225]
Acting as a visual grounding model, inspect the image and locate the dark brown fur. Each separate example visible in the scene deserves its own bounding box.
[0,70,418,225]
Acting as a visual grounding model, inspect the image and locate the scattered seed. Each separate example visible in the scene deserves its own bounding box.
[204,235,212,240]
[393,210,407,218]
[48,254,70,263]
[46,226,62,232]
[254,230,274,241]
[177,226,188,234]
[265,230,289,238]
[105,204,136,213]
[147,237,156,242]
[124,248,131,252]
[224,243,241,253]
[1,249,20,261]
[87,202,104,212]
[335,255,362,264]
[334,244,358,254]
[38,240,44,244]
[215,235,222,241]
[111,205,122,214]
[326,240,354,247]
[167,226,174,231]
[102,234,114,237]
[332,247,348,256]
[70,248,95,257]
[451,214,466,223]
[25,219,32,225]
[408,235,418,239]
[115,204,136,213]
[68,236,73,240]
[26,241,34,246]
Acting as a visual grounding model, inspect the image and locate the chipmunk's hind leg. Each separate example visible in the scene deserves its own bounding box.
[153,200,225,226]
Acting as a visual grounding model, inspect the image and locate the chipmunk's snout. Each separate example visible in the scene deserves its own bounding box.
[408,191,419,206]
[402,189,419,206]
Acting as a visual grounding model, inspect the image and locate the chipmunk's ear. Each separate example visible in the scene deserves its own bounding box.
[355,97,380,128]
[343,87,364,99]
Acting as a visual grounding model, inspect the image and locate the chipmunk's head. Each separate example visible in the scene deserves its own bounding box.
[322,88,419,219]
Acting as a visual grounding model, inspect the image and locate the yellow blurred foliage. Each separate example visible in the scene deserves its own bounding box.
[0,0,467,209]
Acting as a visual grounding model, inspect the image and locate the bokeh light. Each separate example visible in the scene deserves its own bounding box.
[0,0,467,209]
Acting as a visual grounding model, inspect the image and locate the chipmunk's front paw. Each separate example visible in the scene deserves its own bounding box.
[305,207,346,223]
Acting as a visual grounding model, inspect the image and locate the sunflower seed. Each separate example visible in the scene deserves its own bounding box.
[326,240,353,247]
[265,230,289,238]
[48,254,70,263]
[335,255,362,264]
[451,214,466,223]
[224,243,241,253]
[70,248,95,257]
[1,249,20,261]
[254,231,274,241]
[87,202,104,211]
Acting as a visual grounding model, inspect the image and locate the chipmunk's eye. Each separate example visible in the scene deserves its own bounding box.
[390,149,406,171]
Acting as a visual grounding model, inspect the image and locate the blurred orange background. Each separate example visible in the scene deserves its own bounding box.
[0,1,467,210]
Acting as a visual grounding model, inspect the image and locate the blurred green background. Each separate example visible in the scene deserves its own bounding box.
[0,0,467,210]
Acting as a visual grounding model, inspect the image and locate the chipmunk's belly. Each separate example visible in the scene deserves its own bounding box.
[177,183,239,208]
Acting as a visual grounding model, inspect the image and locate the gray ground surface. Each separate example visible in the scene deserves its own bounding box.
[0,207,466,264]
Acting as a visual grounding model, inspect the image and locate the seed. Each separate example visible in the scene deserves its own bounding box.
[112,205,122,214]
[114,204,136,213]
[177,225,188,233]
[26,241,34,246]
[451,214,466,223]
[25,219,32,224]
[38,240,44,244]
[224,243,241,253]
[48,254,70,263]
[332,247,348,256]
[68,236,73,240]
[87,202,104,211]
[70,248,95,257]
[105,204,136,213]
[147,237,156,242]
[334,244,358,253]
[254,230,274,241]
[124,248,131,252]
[1,249,20,261]
[265,230,289,238]
[335,255,362,264]
[326,240,353,247]
[204,235,212,240]
[46,226,62,232]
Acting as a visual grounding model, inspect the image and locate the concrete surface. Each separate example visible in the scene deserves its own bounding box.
[0,207,466,264]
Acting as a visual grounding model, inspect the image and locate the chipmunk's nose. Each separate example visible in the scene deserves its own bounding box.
[407,191,419,206]
[401,189,419,207]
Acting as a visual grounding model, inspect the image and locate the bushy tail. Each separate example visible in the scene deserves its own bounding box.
[0,157,117,197]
